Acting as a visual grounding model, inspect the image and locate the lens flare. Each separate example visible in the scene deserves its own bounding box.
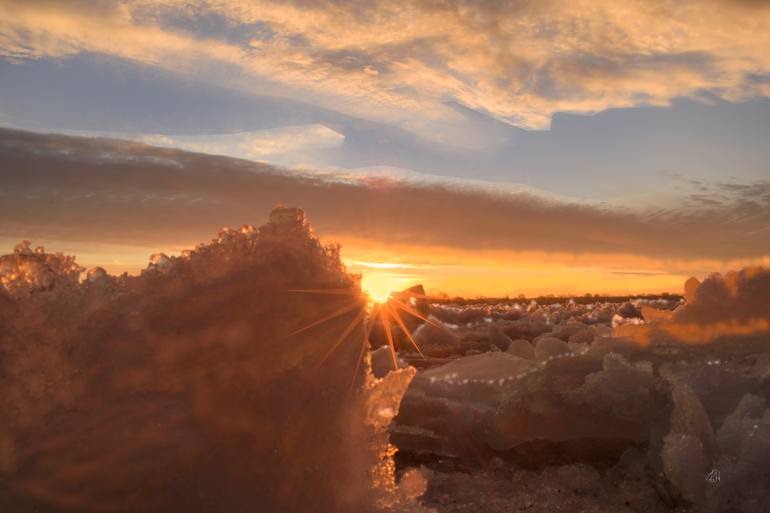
[287,283,437,378]
[360,270,418,304]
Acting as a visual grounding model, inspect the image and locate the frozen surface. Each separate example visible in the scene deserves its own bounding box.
[392,270,770,512]
[3,210,770,512]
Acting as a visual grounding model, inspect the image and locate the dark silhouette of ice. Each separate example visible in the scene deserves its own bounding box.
[0,207,423,513]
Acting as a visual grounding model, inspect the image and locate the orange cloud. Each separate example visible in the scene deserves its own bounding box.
[1,0,769,130]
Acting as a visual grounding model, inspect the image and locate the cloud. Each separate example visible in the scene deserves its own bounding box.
[140,125,344,162]
[2,55,768,200]
[59,124,346,163]
[1,0,769,129]
[2,128,769,268]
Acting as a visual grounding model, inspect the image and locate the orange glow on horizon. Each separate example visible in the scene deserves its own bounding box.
[4,235,769,298]
[335,236,770,297]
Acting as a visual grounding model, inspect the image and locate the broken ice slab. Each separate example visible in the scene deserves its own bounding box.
[487,323,513,351]
[392,352,537,458]
[394,333,770,474]
[507,338,536,359]
[533,336,571,360]
[416,352,535,401]
[371,344,409,378]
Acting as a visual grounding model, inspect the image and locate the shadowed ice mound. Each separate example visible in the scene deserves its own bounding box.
[0,207,422,513]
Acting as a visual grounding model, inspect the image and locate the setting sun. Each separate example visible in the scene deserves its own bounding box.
[359,270,419,304]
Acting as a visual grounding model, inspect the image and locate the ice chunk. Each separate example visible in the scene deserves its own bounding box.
[0,207,427,513]
[501,318,550,339]
[684,276,701,303]
[567,326,596,344]
[674,267,770,329]
[418,352,534,401]
[616,302,642,319]
[549,321,589,341]
[393,352,536,457]
[371,345,409,378]
[147,252,173,273]
[612,313,645,328]
[86,266,108,283]
[668,384,717,459]
[565,353,656,423]
[507,338,536,360]
[716,393,766,458]
[658,382,717,506]
[412,316,463,357]
[0,241,83,295]
[534,336,570,360]
[487,323,513,351]
[662,433,706,504]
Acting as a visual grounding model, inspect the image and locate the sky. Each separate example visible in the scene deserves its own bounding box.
[1,0,769,296]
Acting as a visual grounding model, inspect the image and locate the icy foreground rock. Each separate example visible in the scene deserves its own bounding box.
[393,270,770,512]
[0,207,424,513]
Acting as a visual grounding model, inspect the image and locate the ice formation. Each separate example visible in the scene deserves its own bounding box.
[3,210,770,513]
[0,207,425,513]
[390,274,770,512]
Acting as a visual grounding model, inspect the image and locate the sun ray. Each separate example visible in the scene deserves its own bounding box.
[393,291,435,300]
[348,336,369,394]
[384,303,425,358]
[286,284,437,378]
[389,296,444,330]
[349,304,379,393]
[286,288,359,296]
[380,306,399,371]
[316,309,366,368]
[365,304,379,341]
[284,299,363,338]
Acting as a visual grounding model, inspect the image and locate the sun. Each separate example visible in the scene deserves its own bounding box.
[286,277,443,378]
[360,271,417,304]
[361,275,394,303]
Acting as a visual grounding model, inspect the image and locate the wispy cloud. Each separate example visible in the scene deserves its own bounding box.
[1,0,769,130]
[53,124,345,163]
